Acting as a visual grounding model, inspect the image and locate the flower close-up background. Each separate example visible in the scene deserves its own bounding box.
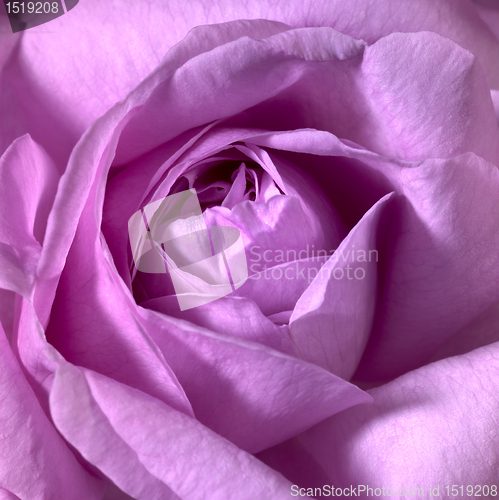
[1,0,499,498]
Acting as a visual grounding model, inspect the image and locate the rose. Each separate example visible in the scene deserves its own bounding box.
[2,1,499,499]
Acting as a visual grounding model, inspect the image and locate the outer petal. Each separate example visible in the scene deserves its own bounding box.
[140,307,372,453]
[142,295,301,357]
[6,16,288,162]
[0,135,102,497]
[50,362,295,500]
[0,135,64,398]
[45,236,194,416]
[357,153,499,380]
[246,130,499,381]
[9,0,499,152]
[287,342,499,495]
[0,323,104,499]
[475,2,499,41]
[43,128,194,416]
[33,103,139,326]
[492,89,499,121]
[114,28,499,166]
[359,32,499,163]
[289,193,393,380]
[0,10,23,158]
[0,136,58,300]
[0,135,58,247]
[26,81,193,414]
[429,300,499,362]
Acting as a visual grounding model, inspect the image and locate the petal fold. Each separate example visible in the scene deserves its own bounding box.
[0,324,104,500]
[141,308,372,453]
[292,342,499,493]
[50,362,295,500]
[289,193,393,379]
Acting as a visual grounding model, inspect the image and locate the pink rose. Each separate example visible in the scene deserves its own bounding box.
[1,1,499,498]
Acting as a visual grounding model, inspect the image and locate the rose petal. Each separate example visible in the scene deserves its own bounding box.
[221,163,249,209]
[429,300,499,363]
[492,90,499,121]
[357,152,499,380]
[246,128,405,228]
[0,136,57,298]
[475,2,499,41]
[45,231,194,416]
[34,104,139,326]
[13,16,288,159]
[0,11,23,158]
[113,28,362,164]
[27,97,194,414]
[284,342,499,491]
[115,28,499,166]
[0,135,58,247]
[50,362,295,500]
[139,308,371,453]
[103,128,208,291]
[0,139,65,399]
[0,487,22,500]
[0,289,14,341]
[289,192,394,380]
[0,324,104,499]
[142,295,300,356]
[10,0,499,154]
[256,438,330,491]
[102,483,136,500]
[0,135,58,348]
[359,32,499,163]
[236,257,331,318]
[203,194,340,275]
[246,130,499,381]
